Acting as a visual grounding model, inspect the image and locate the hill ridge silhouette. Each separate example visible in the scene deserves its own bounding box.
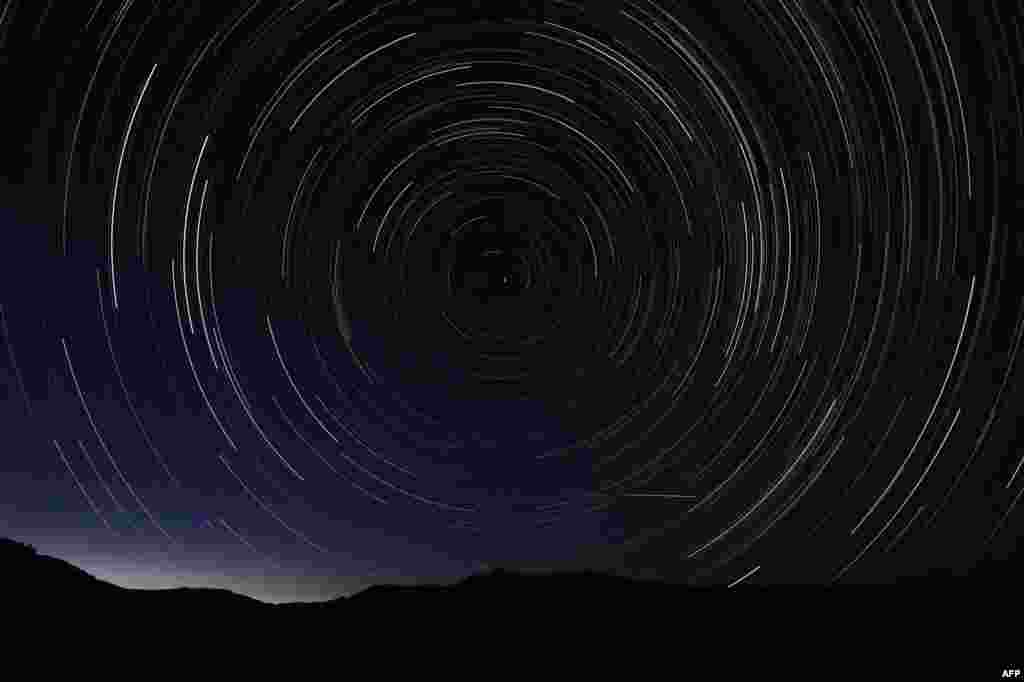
[3,536,1020,614]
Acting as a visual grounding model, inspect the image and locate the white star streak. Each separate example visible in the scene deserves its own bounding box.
[62,0,131,255]
[54,440,115,533]
[574,31,692,141]
[110,62,158,311]
[771,167,794,355]
[237,9,376,180]
[96,270,180,489]
[687,395,836,559]
[171,258,238,452]
[359,147,418,252]
[289,33,418,132]
[77,439,128,517]
[281,147,323,282]
[851,276,974,535]
[372,181,415,255]
[218,517,263,558]
[181,135,210,335]
[836,409,962,582]
[216,451,326,554]
[728,565,761,587]
[352,64,474,125]
[266,316,342,449]
[195,180,219,372]
[0,303,32,418]
[456,80,577,106]
[311,397,475,513]
[924,0,971,199]
[200,244,305,480]
[315,395,419,478]
[61,338,174,543]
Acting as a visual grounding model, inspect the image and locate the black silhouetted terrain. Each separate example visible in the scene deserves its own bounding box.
[1,537,268,613]
[3,536,1020,618]
[1,536,121,595]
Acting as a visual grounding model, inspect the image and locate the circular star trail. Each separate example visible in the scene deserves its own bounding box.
[0,0,1021,600]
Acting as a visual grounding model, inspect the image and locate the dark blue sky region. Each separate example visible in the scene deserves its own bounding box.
[0,202,622,602]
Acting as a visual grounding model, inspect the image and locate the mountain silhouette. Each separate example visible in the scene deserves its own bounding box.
[1,537,267,613]
[2,536,1020,616]
[6,536,1014,679]
[1,536,121,595]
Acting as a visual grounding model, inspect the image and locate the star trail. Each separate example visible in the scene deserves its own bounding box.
[0,0,1021,603]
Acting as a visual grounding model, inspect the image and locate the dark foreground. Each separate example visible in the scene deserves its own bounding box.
[3,536,1018,674]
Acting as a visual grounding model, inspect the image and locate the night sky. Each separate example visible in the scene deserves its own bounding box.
[1,0,1022,604]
